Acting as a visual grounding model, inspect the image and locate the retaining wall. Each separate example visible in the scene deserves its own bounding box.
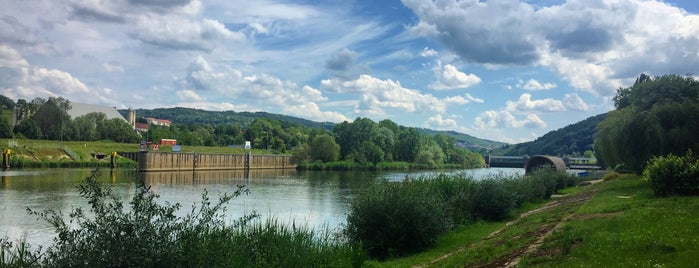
[137,152,295,172]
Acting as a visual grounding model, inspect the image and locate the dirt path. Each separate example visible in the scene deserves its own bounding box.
[414,182,601,268]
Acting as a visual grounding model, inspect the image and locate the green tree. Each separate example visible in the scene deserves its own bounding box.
[595,74,699,173]
[33,97,71,140]
[98,118,139,143]
[309,134,340,162]
[14,118,42,139]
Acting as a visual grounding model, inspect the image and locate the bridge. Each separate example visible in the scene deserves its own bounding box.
[485,155,602,173]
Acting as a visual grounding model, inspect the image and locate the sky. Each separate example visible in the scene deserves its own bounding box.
[1,0,698,143]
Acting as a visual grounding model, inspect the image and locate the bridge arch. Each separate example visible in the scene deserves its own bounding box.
[525,155,567,175]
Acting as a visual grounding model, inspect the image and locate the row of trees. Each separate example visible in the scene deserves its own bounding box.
[293,117,484,168]
[2,97,140,143]
[594,74,699,173]
[0,95,484,168]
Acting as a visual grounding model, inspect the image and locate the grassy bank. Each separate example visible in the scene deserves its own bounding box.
[0,138,281,168]
[373,174,698,267]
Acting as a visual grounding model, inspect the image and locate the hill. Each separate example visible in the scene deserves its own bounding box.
[493,113,607,156]
[119,107,335,130]
[417,128,507,153]
[121,107,504,152]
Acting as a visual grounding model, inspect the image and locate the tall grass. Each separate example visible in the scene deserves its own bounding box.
[2,169,363,267]
[345,170,579,259]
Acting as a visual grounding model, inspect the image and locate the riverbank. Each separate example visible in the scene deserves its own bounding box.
[373,174,699,267]
[0,139,276,168]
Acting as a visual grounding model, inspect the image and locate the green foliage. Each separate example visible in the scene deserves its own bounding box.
[345,171,577,259]
[345,180,449,259]
[595,74,699,173]
[13,119,42,139]
[643,151,699,196]
[11,169,362,267]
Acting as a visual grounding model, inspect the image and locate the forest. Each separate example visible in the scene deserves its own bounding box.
[0,94,484,169]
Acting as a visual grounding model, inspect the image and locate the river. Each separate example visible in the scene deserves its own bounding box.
[0,167,523,247]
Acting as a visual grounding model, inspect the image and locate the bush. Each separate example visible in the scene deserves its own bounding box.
[345,180,448,259]
[602,171,621,181]
[644,151,699,196]
[471,178,515,221]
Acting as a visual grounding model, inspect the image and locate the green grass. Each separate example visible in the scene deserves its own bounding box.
[519,175,699,267]
[0,138,283,168]
[369,221,505,267]
[367,173,698,267]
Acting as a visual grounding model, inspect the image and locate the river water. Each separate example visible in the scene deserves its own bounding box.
[0,167,523,247]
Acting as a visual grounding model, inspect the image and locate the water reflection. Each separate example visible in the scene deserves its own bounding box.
[0,167,522,248]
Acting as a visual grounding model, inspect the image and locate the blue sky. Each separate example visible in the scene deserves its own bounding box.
[1,0,698,143]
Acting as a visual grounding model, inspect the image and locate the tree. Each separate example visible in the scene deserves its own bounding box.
[594,74,699,173]
[33,97,71,140]
[309,134,340,162]
[14,118,42,139]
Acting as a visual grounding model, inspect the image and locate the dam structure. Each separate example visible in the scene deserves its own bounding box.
[132,151,295,172]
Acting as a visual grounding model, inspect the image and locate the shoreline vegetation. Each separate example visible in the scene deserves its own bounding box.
[0,138,481,171]
[2,167,698,266]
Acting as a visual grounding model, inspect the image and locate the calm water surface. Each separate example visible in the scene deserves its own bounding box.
[0,167,523,247]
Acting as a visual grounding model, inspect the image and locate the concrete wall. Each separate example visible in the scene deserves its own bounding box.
[137,152,295,172]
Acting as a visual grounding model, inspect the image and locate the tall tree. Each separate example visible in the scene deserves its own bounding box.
[595,74,699,173]
[33,97,70,140]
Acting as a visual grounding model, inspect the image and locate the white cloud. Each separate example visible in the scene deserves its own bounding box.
[283,102,348,123]
[563,93,589,111]
[176,89,203,101]
[474,110,546,129]
[424,114,458,130]
[102,62,124,73]
[0,45,117,105]
[518,78,556,90]
[133,17,245,51]
[430,63,481,90]
[506,93,565,112]
[420,47,438,57]
[321,75,445,116]
[178,56,343,122]
[402,0,699,97]
[444,93,484,105]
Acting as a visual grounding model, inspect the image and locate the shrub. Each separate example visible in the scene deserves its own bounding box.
[345,180,448,259]
[644,151,699,196]
[602,171,621,181]
[471,178,515,221]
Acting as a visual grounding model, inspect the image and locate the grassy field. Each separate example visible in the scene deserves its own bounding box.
[369,174,698,267]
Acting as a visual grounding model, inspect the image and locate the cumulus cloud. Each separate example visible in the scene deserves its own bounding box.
[179,56,346,122]
[402,0,699,96]
[430,63,481,90]
[321,75,445,116]
[424,114,459,130]
[474,110,546,129]
[0,45,114,104]
[518,78,556,91]
[563,93,589,111]
[506,93,566,112]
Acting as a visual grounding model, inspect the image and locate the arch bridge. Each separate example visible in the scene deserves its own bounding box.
[485,155,601,174]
